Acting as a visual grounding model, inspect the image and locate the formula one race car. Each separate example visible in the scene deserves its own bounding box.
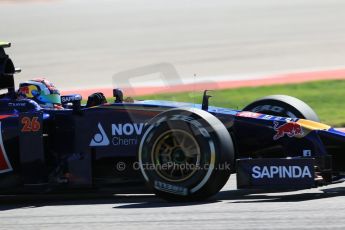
[0,42,344,201]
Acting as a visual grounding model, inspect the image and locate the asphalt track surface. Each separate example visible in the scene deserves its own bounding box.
[0,176,344,230]
[1,1,345,229]
[2,0,345,92]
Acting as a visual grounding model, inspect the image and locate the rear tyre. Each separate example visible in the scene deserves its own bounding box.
[138,108,234,201]
[243,95,319,121]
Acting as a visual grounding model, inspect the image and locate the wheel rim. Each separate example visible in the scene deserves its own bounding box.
[151,129,201,182]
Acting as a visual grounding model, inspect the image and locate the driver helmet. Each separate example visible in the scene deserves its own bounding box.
[18,78,61,108]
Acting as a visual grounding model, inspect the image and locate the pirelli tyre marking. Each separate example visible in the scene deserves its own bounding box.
[0,122,13,173]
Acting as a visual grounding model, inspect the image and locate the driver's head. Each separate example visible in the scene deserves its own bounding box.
[18,78,61,108]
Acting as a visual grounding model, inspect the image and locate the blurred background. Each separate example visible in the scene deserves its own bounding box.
[1,0,345,90]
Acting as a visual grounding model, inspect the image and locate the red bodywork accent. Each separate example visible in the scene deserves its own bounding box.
[0,115,13,120]
[0,147,9,170]
[0,115,14,172]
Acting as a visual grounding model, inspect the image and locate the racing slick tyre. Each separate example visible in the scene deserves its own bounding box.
[138,108,234,201]
[243,95,320,121]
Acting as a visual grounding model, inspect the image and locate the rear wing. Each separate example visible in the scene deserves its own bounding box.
[0,41,20,94]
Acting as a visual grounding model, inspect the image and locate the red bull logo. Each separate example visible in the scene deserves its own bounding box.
[273,121,303,140]
[18,85,38,98]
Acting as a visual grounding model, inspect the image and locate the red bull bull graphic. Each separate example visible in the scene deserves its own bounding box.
[273,121,303,140]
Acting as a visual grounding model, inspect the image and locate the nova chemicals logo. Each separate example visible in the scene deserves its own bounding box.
[90,123,145,147]
[111,123,144,146]
[90,123,110,147]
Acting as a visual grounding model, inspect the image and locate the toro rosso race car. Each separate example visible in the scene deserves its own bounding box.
[0,42,345,201]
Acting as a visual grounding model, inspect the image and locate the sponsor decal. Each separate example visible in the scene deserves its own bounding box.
[112,123,144,136]
[8,102,27,107]
[260,114,298,122]
[237,111,261,118]
[61,94,82,104]
[237,158,315,189]
[0,122,13,174]
[273,121,303,140]
[251,165,312,179]
[90,123,110,146]
[303,150,312,157]
[111,123,144,146]
[90,122,144,147]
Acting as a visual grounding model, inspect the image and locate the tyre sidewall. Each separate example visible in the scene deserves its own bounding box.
[139,109,233,200]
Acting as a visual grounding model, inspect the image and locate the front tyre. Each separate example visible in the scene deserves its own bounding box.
[243,95,320,121]
[138,108,234,201]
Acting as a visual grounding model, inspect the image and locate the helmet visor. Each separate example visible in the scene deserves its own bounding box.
[39,93,61,104]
